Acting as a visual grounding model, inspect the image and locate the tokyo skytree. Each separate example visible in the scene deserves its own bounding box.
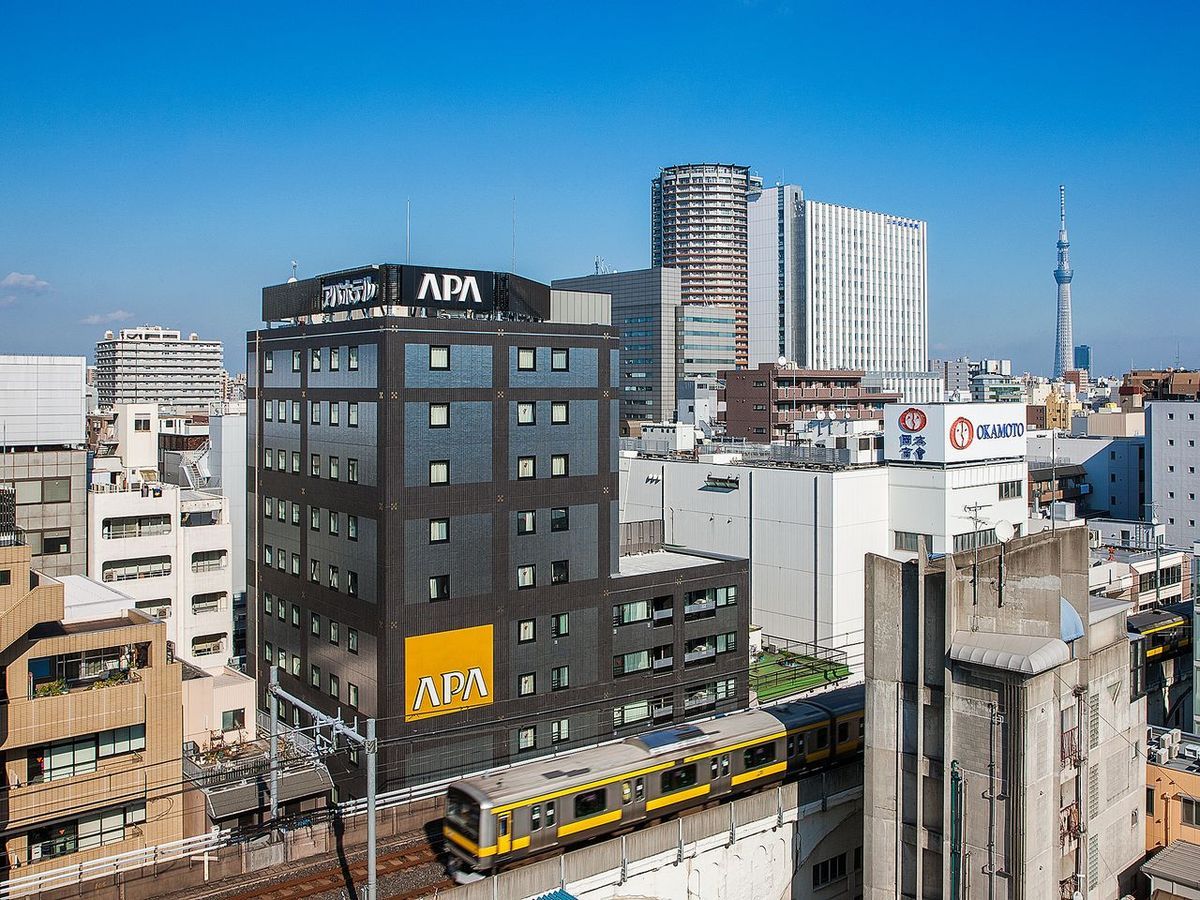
[1053,185,1074,378]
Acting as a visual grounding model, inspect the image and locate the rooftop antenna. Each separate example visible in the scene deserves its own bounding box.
[288,260,298,283]
[405,198,411,264]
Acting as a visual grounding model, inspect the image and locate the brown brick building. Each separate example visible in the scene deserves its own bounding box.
[719,363,900,442]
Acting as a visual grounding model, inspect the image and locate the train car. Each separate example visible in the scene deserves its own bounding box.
[444,683,865,875]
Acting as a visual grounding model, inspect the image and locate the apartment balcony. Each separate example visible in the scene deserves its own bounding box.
[4,678,145,748]
[651,655,674,672]
[5,757,152,829]
[1060,726,1083,767]
[684,645,716,666]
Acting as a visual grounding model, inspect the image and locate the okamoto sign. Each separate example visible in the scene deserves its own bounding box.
[404,624,494,722]
[884,402,1027,465]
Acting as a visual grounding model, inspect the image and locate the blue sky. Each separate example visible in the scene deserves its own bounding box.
[1,1,1197,375]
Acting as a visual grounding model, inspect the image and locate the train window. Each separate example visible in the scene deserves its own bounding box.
[859,719,865,738]
[743,742,777,769]
[546,801,557,826]
[796,733,807,757]
[574,789,607,819]
[622,781,632,804]
[837,722,850,743]
[531,804,541,830]
[816,728,829,749]
[710,758,719,779]
[635,778,645,801]
[787,736,795,757]
[498,813,509,837]
[721,755,729,776]
[661,764,698,794]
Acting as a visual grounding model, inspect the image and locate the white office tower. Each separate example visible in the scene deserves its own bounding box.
[747,189,941,402]
[95,325,223,410]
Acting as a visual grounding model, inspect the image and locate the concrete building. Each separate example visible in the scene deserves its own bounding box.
[95,325,223,410]
[1124,368,1200,402]
[250,263,750,793]
[1145,728,1200,855]
[678,303,737,381]
[652,164,760,366]
[1072,406,1145,438]
[0,356,89,577]
[747,183,804,366]
[676,377,720,430]
[864,527,1146,900]
[930,357,973,396]
[1027,431,1146,520]
[0,528,184,878]
[1147,400,1200,548]
[719,363,899,442]
[552,267,682,425]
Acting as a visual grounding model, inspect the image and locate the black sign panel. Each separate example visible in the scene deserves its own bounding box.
[400,266,496,312]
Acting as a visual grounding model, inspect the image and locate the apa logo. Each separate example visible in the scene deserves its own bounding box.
[949,416,974,451]
[411,668,489,713]
[898,407,927,432]
[404,624,494,722]
[417,271,483,304]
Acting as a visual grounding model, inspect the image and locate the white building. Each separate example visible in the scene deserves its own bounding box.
[1147,399,1200,548]
[87,481,233,669]
[747,184,804,366]
[95,325,223,410]
[0,355,87,447]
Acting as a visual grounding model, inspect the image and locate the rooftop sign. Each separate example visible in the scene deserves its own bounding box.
[884,403,1027,465]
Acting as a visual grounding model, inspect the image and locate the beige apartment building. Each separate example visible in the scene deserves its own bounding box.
[0,531,183,877]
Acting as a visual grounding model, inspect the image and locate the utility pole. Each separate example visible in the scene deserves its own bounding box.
[267,679,379,900]
[963,502,993,628]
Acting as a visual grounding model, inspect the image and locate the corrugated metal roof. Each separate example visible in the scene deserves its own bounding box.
[949,631,1070,676]
[1142,839,1200,889]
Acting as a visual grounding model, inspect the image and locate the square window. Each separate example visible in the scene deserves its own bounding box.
[517,456,535,479]
[518,725,536,751]
[348,402,359,427]
[518,673,536,696]
[292,350,301,373]
[347,459,359,483]
[552,560,569,585]
[551,454,569,477]
[263,593,274,616]
[430,403,450,428]
[551,348,569,371]
[517,564,536,589]
[517,402,536,425]
[429,518,449,543]
[516,510,535,534]
[348,346,359,370]
[429,345,449,370]
[551,612,569,638]
[429,574,450,601]
[263,641,273,663]
[518,619,535,643]
[551,507,569,532]
[330,347,340,371]
[329,456,340,480]
[551,665,569,691]
[429,460,450,485]
[551,718,569,743]
[517,347,536,371]
[311,348,321,371]
[551,401,568,424]
[348,628,359,654]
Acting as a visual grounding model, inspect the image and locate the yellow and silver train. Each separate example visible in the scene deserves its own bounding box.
[443,684,865,874]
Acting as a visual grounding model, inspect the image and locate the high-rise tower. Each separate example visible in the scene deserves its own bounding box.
[1053,185,1074,378]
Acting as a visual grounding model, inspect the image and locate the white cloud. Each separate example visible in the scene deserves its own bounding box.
[79,309,133,325]
[1,271,51,306]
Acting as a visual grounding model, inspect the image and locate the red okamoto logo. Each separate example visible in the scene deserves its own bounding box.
[949,416,975,451]
[898,407,928,432]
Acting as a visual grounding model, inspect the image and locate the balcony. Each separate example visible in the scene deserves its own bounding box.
[6,759,150,829]
[651,655,674,672]
[684,598,717,620]
[684,643,716,666]
[1060,727,1083,767]
[6,679,145,748]
[1059,802,1081,849]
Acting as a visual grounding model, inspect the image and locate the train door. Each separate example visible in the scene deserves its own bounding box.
[496,811,512,855]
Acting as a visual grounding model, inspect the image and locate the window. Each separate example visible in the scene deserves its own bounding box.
[551,718,569,743]
[517,565,535,589]
[330,621,339,645]
[551,559,569,585]
[517,402,536,425]
[546,802,557,826]
[328,673,339,699]
[329,402,340,426]
[310,558,320,582]
[291,604,301,626]
[613,598,651,626]
[40,531,70,555]
[518,619,535,643]
[531,804,542,830]
[265,402,273,422]
[348,345,359,370]
[717,632,737,654]
[1181,797,1198,827]
[291,503,300,526]
[292,350,302,372]
[330,347,340,371]
[999,480,1023,500]
[551,401,569,424]
[551,454,569,477]
[290,552,300,576]
[291,451,300,474]
[551,348,569,371]
[743,741,776,769]
[348,628,359,654]
[276,449,286,470]
[347,570,359,596]
[429,574,450,601]
[222,709,245,732]
[429,460,449,485]
[348,402,359,427]
[517,726,536,751]
[813,852,848,889]
[265,351,274,373]
[895,531,934,552]
[518,673,536,696]
[263,641,273,663]
[310,612,320,636]
[516,510,535,534]
[574,789,607,819]
[311,348,321,371]
[277,598,285,621]
[347,459,359,483]
[517,347,536,371]
[661,764,697,794]
[551,612,569,638]
[311,454,321,477]
[328,456,340,480]
[328,511,339,536]
[613,649,651,676]
[551,507,569,532]
[429,345,449,370]
[551,665,569,691]
[348,515,358,541]
[429,518,449,543]
[429,403,449,428]
[310,401,320,425]
[517,456,535,479]
[348,682,359,708]
[311,665,321,688]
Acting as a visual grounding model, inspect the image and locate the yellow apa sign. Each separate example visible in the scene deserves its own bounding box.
[403,624,494,722]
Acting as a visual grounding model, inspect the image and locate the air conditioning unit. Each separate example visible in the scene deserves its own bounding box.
[1153,747,1170,765]
[1088,529,1102,549]
[1181,744,1200,761]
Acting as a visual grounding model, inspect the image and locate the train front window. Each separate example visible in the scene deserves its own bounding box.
[445,789,480,842]
[661,763,698,794]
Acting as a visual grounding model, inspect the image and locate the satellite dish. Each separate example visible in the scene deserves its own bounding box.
[815,411,826,420]
[844,411,852,420]
[994,519,1015,544]
[777,356,788,367]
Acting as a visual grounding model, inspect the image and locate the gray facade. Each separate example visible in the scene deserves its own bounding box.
[552,268,681,424]
[0,449,88,577]
[1026,432,1145,519]
[1146,400,1200,548]
[248,295,749,793]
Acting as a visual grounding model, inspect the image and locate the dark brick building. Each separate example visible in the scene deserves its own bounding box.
[247,264,749,795]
